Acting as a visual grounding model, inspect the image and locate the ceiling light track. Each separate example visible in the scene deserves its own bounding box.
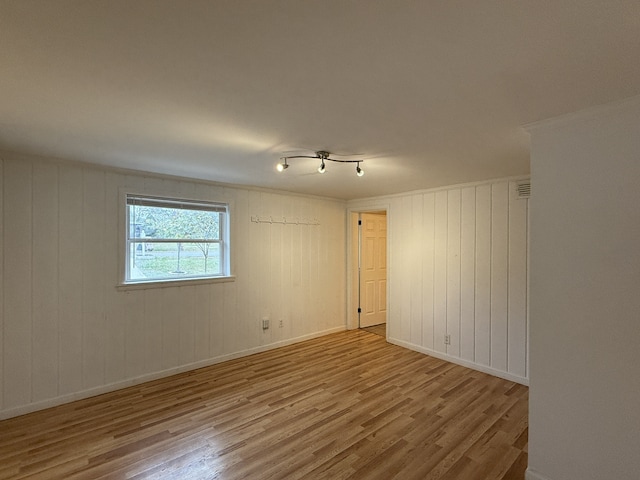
[277,151,364,176]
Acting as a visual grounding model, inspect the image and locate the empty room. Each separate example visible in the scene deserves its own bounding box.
[1,2,639,480]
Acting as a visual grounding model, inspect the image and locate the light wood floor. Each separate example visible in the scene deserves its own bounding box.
[0,330,528,480]
[361,323,386,337]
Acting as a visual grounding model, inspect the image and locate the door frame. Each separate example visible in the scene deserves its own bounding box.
[346,204,390,331]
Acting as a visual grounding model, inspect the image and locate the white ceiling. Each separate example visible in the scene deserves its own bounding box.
[1,1,639,200]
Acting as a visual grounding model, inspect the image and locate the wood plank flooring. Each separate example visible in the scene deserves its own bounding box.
[361,324,386,338]
[0,330,528,479]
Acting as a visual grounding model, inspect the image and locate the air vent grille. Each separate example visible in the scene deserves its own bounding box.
[516,181,531,199]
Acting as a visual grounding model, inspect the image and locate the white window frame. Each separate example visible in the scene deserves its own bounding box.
[118,191,234,289]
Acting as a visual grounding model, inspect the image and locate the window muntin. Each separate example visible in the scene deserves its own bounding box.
[125,194,229,283]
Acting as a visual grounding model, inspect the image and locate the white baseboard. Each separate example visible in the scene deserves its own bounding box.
[387,337,529,386]
[525,468,552,480]
[0,326,346,420]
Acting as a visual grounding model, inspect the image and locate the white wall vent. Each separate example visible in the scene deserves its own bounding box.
[516,181,531,199]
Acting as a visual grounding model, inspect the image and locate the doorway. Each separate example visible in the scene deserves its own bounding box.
[354,211,387,336]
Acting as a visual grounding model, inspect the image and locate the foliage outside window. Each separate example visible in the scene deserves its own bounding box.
[126,194,229,283]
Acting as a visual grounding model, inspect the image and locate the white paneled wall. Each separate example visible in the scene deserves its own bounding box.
[349,177,529,384]
[0,154,346,418]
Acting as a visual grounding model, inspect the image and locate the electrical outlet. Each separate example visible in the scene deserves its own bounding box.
[444,334,451,345]
[279,319,284,328]
[262,318,270,330]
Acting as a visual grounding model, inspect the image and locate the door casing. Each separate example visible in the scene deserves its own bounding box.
[347,205,390,331]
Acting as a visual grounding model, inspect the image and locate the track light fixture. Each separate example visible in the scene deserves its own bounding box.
[276,151,364,177]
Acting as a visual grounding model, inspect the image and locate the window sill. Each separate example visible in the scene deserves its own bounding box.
[116,275,236,291]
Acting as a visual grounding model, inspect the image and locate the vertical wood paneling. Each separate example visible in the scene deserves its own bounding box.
[335,204,346,328]
[271,199,285,339]
[320,203,331,331]
[32,162,59,402]
[280,195,292,337]
[306,199,320,337]
[104,172,125,384]
[291,197,303,337]
[0,160,4,410]
[82,169,106,389]
[397,197,413,342]
[399,196,412,342]
[433,191,448,353]
[350,178,528,383]
[474,185,492,366]
[297,197,311,339]
[326,203,340,331]
[209,282,225,357]
[491,182,509,371]
[2,152,533,420]
[144,288,164,372]
[265,192,278,344]
[460,187,476,362]
[3,160,32,408]
[1,155,348,418]
[289,195,303,337]
[161,287,181,370]
[248,191,261,345]
[222,280,238,355]
[244,188,258,350]
[410,196,423,345]
[446,190,461,357]
[2,153,529,418]
[231,187,250,349]
[325,203,337,331]
[387,199,402,340]
[316,202,328,332]
[142,176,166,193]
[421,193,435,349]
[256,191,271,345]
[58,166,84,396]
[508,182,528,377]
[179,285,196,365]
[124,290,146,378]
[193,284,211,362]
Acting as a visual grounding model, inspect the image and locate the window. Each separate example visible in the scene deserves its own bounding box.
[125,194,229,284]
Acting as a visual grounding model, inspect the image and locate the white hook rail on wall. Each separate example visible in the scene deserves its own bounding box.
[250,215,320,226]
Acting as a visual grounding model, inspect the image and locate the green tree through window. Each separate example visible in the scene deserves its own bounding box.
[126,195,228,282]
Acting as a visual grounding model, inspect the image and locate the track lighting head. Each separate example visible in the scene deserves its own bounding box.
[318,160,326,174]
[276,159,289,172]
[356,163,364,177]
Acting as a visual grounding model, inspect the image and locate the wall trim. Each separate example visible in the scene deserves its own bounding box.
[346,203,391,330]
[0,326,346,420]
[348,174,531,204]
[525,468,552,480]
[524,93,640,132]
[388,337,529,386]
[0,149,348,204]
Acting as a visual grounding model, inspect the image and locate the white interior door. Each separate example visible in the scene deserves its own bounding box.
[359,212,387,328]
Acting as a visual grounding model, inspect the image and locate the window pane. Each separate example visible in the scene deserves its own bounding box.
[129,242,222,280]
[129,205,220,241]
[124,194,228,284]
